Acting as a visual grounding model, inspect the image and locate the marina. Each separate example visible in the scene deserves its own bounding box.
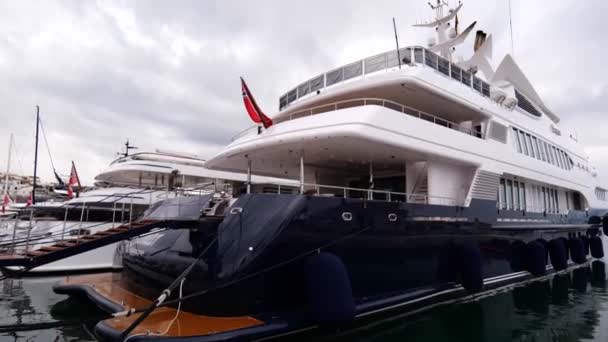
[0,0,608,341]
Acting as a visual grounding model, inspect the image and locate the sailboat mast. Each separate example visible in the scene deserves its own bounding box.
[32,106,40,204]
[3,133,13,197]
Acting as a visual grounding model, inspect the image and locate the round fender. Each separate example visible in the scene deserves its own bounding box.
[548,238,568,271]
[305,252,355,328]
[590,236,604,259]
[568,238,586,264]
[510,240,526,272]
[526,241,546,276]
[457,242,483,293]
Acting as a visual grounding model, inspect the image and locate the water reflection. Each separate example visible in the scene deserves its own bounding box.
[0,277,98,341]
[0,263,608,341]
[325,261,608,342]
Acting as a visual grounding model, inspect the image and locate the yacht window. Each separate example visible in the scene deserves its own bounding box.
[401,48,412,64]
[279,95,288,110]
[310,75,324,92]
[512,128,522,153]
[414,48,424,63]
[498,179,506,209]
[557,150,565,169]
[548,146,556,166]
[536,138,546,162]
[519,183,526,211]
[482,82,490,97]
[506,180,513,210]
[473,77,482,92]
[554,189,560,213]
[542,142,551,165]
[541,187,547,212]
[297,81,311,98]
[424,50,438,69]
[451,64,462,81]
[343,61,363,80]
[565,191,570,209]
[525,134,535,158]
[287,89,297,103]
[513,181,520,210]
[552,147,562,169]
[461,70,471,86]
[519,131,529,155]
[560,151,568,170]
[365,54,388,74]
[326,68,344,86]
[531,137,541,160]
[438,57,450,76]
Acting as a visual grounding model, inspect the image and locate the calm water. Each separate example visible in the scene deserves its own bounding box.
[0,263,607,342]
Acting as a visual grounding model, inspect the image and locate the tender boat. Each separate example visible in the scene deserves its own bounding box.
[54,2,608,341]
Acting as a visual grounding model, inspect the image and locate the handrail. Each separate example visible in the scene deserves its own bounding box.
[264,181,459,206]
[231,98,482,141]
[279,45,492,110]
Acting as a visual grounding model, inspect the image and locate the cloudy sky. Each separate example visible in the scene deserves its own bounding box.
[0,0,607,185]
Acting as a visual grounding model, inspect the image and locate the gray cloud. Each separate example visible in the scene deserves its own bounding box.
[0,0,606,186]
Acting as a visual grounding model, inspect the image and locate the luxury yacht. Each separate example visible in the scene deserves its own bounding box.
[54,2,608,341]
[3,150,297,274]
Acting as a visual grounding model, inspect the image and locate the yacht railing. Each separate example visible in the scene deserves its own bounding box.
[261,182,459,206]
[277,98,483,138]
[279,46,491,111]
[231,97,482,142]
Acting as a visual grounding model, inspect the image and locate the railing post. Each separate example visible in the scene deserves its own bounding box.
[247,159,252,194]
[61,206,68,240]
[77,203,86,244]
[112,202,117,229]
[299,155,305,194]
[278,184,281,195]
[129,196,134,229]
[121,202,126,223]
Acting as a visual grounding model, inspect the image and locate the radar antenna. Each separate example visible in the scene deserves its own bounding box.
[118,139,138,158]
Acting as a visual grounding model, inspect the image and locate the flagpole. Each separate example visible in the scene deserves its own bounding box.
[32,106,40,205]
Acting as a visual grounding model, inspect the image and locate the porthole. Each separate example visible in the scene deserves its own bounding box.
[388,213,398,222]
[342,212,353,222]
[230,207,243,215]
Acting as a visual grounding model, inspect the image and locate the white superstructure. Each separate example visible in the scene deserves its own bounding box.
[207,2,608,216]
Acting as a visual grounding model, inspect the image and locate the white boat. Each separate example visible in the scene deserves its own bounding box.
[2,150,297,274]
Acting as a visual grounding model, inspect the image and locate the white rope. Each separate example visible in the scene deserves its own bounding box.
[123,278,185,342]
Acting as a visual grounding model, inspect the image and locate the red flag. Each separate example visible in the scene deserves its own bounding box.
[67,161,81,199]
[240,77,273,128]
[25,193,32,207]
[1,193,10,213]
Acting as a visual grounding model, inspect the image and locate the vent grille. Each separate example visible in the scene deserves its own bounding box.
[470,170,500,201]
[489,121,508,143]
[515,90,542,117]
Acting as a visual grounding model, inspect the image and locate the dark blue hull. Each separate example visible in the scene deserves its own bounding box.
[54,193,606,341]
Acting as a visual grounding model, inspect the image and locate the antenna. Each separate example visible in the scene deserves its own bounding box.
[118,139,138,158]
[393,17,402,69]
[508,0,515,57]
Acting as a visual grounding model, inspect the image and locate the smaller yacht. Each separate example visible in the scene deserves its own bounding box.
[2,150,297,274]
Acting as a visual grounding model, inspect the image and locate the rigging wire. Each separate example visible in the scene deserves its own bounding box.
[38,117,59,176]
[9,139,25,177]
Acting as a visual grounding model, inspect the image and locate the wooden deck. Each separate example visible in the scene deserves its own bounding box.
[62,273,264,337]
